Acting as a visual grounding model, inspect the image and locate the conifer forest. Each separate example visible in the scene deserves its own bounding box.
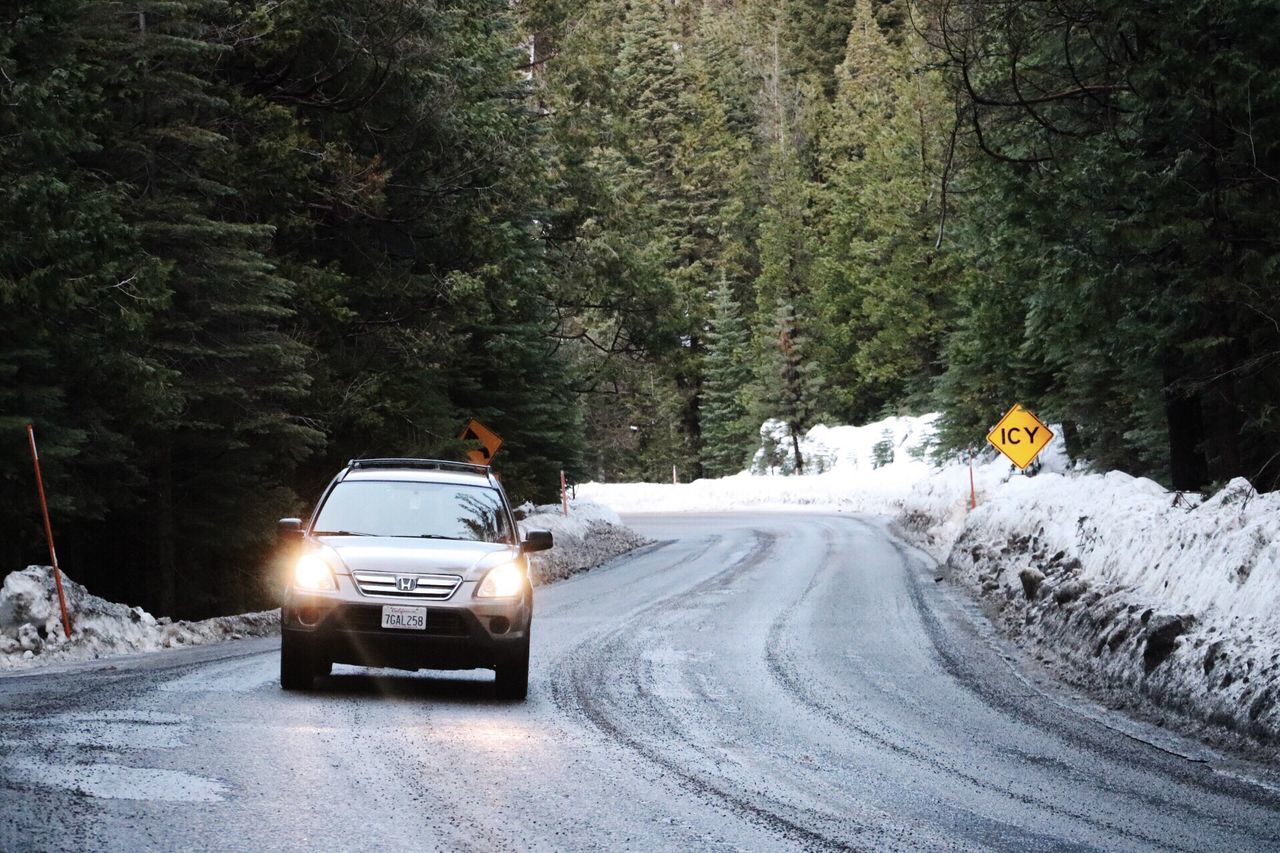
[4,0,1280,614]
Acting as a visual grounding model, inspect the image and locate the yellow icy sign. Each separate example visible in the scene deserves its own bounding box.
[986,404,1054,470]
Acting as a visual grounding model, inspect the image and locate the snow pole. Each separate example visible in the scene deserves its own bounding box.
[26,424,73,639]
[968,458,977,510]
[560,470,569,516]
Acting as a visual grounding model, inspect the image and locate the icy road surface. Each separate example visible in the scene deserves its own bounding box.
[2,513,1279,851]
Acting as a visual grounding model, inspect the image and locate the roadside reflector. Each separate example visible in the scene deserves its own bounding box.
[25,424,73,639]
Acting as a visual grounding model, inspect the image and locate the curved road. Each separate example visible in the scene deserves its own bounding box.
[2,513,1279,851]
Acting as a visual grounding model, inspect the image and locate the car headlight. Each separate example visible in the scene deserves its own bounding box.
[294,553,337,591]
[476,562,526,598]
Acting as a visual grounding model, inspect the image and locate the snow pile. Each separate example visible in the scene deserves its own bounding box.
[896,433,1075,556]
[751,414,939,475]
[518,500,652,584]
[897,463,1280,744]
[582,413,941,514]
[0,566,279,671]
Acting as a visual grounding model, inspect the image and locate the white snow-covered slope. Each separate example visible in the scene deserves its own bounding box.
[897,459,1280,744]
[0,566,278,671]
[518,500,652,584]
[580,413,940,514]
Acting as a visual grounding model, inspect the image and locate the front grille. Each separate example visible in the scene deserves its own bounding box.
[333,606,470,637]
[352,571,461,600]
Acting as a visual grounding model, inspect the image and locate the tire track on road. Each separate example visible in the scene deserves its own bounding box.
[761,517,1202,853]
[884,530,1280,816]
[549,528,865,851]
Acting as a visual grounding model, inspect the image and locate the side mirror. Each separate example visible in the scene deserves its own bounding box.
[521,529,553,554]
[278,518,303,540]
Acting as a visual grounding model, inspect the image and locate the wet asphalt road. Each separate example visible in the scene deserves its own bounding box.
[2,512,1280,851]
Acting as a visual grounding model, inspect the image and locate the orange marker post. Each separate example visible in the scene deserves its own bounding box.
[26,425,73,638]
[969,458,977,510]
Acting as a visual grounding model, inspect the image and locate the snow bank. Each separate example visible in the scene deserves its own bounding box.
[518,500,652,584]
[897,463,1280,745]
[0,566,278,672]
[581,413,941,514]
[751,414,939,475]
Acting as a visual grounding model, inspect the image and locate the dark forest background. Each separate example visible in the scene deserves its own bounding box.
[4,0,1279,615]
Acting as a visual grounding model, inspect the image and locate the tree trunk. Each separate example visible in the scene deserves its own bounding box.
[790,425,804,475]
[1163,361,1208,491]
[154,441,178,616]
[1061,421,1083,463]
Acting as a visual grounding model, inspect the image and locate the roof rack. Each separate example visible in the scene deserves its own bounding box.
[346,458,491,477]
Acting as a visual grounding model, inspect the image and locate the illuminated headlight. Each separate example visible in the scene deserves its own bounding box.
[476,562,526,598]
[294,553,337,591]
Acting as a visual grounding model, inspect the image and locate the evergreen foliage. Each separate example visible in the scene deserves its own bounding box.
[925,0,1280,490]
[2,0,582,614]
[700,279,755,476]
[816,10,965,423]
[871,429,895,468]
[6,0,1280,614]
[753,153,825,473]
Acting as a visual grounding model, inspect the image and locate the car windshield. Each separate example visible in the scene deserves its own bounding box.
[312,480,512,543]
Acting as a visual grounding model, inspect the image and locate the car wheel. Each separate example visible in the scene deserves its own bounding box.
[494,638,530,701]
[280,632,315,691]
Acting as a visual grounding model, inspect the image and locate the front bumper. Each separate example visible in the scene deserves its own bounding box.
[283,587,530,671]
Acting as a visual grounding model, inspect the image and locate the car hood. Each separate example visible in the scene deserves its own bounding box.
[314,536,517,580]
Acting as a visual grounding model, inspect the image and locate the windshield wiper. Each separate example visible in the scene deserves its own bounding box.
[397,534,466,541]
[312,530,375,537]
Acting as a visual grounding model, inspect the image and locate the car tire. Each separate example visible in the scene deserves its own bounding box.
[494,637,530,701]
[280,632,315,691]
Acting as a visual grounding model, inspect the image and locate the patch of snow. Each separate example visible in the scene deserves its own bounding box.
[581,414,942,514]
[518,500,652,584]
[750,414,940,475]
[0,566,278,672]
[4,759,228,802]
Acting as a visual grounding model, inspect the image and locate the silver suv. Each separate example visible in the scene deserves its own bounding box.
[277,458,552,699]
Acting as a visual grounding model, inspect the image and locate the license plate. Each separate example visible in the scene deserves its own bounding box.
[381,605,426,630]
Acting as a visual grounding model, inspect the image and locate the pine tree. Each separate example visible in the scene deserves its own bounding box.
[815,9,963,424]
[0,0,170,574]
[782,0,859,95]
[700,279,755,476]
[762,298,824,473]
[556,0,760,480]
[74,1,321,611]
[258,0,585,502]
[929,0,1280,488]
[3,0,591,612]
[752,149,825,473]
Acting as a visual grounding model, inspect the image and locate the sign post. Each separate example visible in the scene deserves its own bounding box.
[458,419,503,466]
[986,404,1054,471]
[25,425,73,639]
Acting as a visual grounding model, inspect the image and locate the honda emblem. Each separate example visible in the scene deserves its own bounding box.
[396,576,417,592]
